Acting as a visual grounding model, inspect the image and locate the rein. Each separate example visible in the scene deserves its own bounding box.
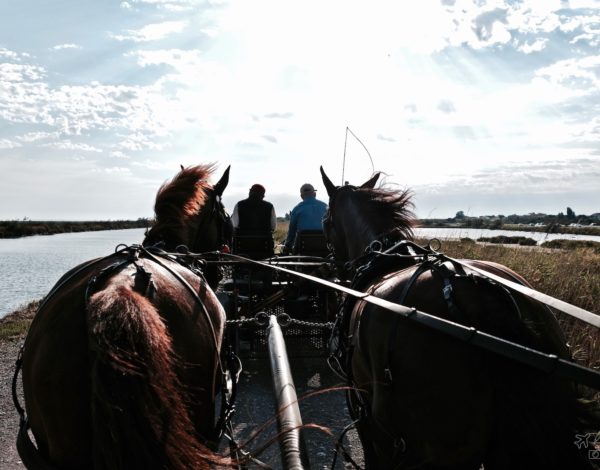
[216,249,600,390]
[448,257,600,329]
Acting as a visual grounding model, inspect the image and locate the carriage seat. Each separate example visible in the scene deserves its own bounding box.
[232,229,274,260]
[292,230,329,257]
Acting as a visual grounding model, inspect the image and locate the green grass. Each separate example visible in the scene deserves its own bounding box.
[274,221,289,246]
[541,239,600,253]
[0,300,39,341]
[0,320,31,340]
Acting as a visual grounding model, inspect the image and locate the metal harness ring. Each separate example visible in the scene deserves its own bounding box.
[254,311,269,327]
[368,239,383,253]
[277,313,291,328]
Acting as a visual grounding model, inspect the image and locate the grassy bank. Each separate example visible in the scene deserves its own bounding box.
[0,300,39,341]
[502,223,600,237]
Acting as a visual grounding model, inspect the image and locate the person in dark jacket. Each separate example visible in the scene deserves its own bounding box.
[231,183,276,233]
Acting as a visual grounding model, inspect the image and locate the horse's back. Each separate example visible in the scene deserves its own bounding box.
[350,267,494,466]
[350,259,591,468]
[23,258,101,459]
[21,254,225,469]
[462,259,571,357]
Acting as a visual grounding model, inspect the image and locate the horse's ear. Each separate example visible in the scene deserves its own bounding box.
[180,164,184,171]
[320,166,336,197]
[360,172,380,189]
[213,165,230,197]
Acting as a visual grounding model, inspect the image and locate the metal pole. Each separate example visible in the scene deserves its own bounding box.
[267,315,310,470]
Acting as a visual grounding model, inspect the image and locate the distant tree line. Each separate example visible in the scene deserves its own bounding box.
[420,207,600,234]
[0,218,152,239]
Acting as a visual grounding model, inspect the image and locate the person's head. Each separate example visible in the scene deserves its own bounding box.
[249,183,266,200]
[300,183,316,200]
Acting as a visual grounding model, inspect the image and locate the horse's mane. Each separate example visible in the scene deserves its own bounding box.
[354,185,415,241]
[144,164,215,248]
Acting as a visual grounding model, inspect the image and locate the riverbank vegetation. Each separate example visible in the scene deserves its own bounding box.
[419,207,600,236]
[0,219,151,238]
[0,300,38,341]
[472,236,600,252]
[477,235,537,246]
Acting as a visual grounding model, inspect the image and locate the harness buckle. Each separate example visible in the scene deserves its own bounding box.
[367,239,383,254]
[442,282,453,301]
[384,367,393,384]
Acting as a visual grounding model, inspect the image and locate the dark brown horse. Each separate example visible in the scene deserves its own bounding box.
[321,167,599,469]
[18,164,232,469]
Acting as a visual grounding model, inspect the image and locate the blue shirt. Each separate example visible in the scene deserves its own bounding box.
[284,196,328,248]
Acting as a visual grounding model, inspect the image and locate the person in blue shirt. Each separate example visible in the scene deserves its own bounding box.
[283,183,328,253]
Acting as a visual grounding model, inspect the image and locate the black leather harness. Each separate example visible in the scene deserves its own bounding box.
[328,238,527,465]
[12,244,238,468]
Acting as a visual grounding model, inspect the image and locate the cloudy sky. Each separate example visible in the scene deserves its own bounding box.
[1,0,599,220]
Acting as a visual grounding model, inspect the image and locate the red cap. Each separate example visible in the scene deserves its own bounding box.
[250,184,266,194]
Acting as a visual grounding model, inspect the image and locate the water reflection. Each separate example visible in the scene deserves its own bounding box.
[0,229,145,318]
[414,227,600,244]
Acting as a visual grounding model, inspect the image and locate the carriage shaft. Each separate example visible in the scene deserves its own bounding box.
[267,315,311,470]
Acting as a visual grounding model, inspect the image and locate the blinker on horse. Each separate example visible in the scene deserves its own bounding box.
[321,166,600,470]
[16,164,232,469]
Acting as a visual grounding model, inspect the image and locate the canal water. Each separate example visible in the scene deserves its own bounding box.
[0,228,145,319]
[414,227,600,244]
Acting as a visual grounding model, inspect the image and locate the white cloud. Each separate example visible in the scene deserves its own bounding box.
[0,62,45,82]
[111,20,188,42]
[536,55,600,90]
[51,43,82,51]
[131,159,178,170]
[41,141,102,152]
[110,150,130,159]
[118,132,166,151]
[0,48,19,59]
[0,139,21,149]
[517,37,549,53]
[16,131,60,143]
[419,157,600,197]
[99,166,131,174]
[129,0,225,6]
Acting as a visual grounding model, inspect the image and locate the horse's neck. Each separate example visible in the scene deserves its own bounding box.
[343,217,380,260]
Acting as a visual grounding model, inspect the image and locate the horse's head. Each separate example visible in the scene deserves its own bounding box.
[144,164,232,253]
[320,167,379,263]
[320,166,414,263]
[190,165,233,253]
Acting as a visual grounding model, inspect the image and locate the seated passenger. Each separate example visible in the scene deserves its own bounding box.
[283,183,328,253]
[231,183,276,233]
